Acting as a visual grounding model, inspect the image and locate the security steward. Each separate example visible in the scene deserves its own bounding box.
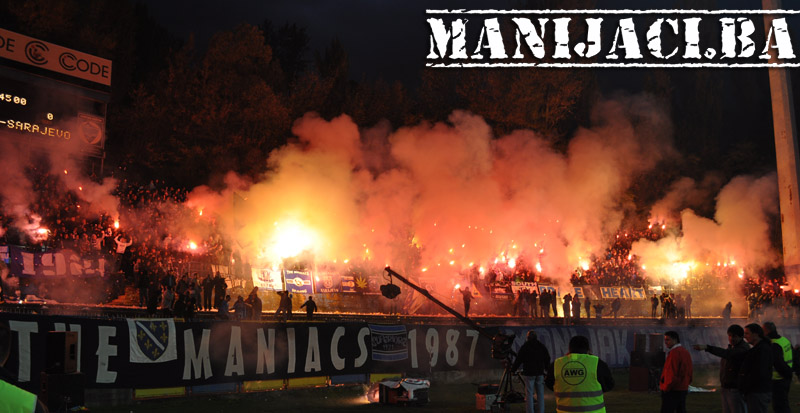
[762,322,793,413]
[546,335,614,413]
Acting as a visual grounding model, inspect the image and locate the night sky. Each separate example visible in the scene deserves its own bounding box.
[139,0,517,85]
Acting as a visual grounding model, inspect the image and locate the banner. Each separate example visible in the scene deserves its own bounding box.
[315,269,341,294]
[251,268,282,291]
[538,285,559,296]
[284,270,313,295]
[127,319,177,363]
[1,313,798,391]
[510,281,537,294]
[369,324,408,361]
[599,286,647,300]
[340,275,357,293]
[0,314,496,390]
[6,246,106,278]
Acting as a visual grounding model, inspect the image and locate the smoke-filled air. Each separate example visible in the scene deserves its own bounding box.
[176,95,781,293]
[0,94,787,303]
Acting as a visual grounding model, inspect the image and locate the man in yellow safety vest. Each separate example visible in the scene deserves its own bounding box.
[545,335,615,413]
[762,322,793,413]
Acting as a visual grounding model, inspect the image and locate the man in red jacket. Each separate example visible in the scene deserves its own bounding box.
[660,330,693,413]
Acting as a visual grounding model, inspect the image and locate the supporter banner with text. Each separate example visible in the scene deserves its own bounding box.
[6,245,107,278]
[284,270,313,294]
[0,314,497,390]
[3,313,795,391]
[599,286,647,300]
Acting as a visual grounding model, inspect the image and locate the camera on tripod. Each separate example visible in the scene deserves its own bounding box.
[491,333,515,360]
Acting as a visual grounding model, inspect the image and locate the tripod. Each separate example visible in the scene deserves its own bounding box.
[491,354,525,412]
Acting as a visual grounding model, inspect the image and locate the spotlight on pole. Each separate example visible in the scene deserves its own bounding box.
[380,283,401,299]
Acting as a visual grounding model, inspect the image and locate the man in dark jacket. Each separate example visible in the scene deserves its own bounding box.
[300,296,318,320]
[246,287,262,320]
[762,321,793,413]
[694,324,750,413]
[459,287,472,317]
[512,331,551,413]
[739,323,774,413]
[213,273,227,309]
[202,274,214,311]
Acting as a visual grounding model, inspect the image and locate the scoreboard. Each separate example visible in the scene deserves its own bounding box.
[0,28,110,158]
[0,65,108,157]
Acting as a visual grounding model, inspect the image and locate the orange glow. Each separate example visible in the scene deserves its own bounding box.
[271,220,318,259]
[188,241,198,250]
[113,220,119,229]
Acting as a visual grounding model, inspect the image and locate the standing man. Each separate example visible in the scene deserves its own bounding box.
[660,331,693,413]
[213,272,225,309]
[572,296,581,324]
[300,296,318,320]
[611,298,621,319]
[202,273,214,311]
[512,331,551,413]
[584,294,592,319]
[562,293,572,325]
[722,302,733,320]
[529,288,539,318]
[540,290,550,318]
[693,325,750,413]
[275,291,289,322]
[651,294,660,318]
[459,287,472,317]
[762,322,793,413]
[685,294,693,319]
[738,323,773,413]
[246,287,262,320]
[545,335,614,413]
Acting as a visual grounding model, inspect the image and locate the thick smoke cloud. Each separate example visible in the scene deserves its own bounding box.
[0,118,119,240]
[188,95,680,292]
[1,95,787,299]
[632,173,779,284]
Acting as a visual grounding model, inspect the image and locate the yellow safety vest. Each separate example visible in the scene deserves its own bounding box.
[554,353,605,413]
[0,379,37,413]
[771,336,794,380]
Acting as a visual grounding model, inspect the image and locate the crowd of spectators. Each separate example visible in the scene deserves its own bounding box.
[0,164,798,321]
[0,164,235,304]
